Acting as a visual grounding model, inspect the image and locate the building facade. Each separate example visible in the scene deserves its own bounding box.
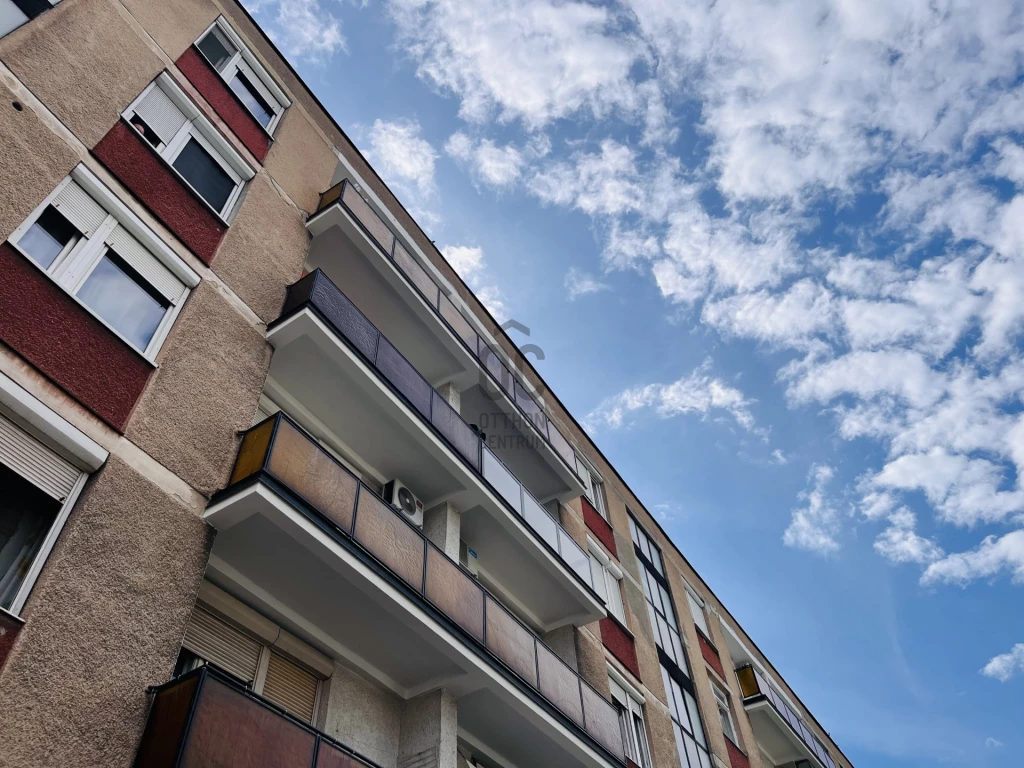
[0,3,854,768]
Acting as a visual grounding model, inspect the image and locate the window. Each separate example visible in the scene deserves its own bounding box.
[578,456,608,519]
[588,540,625,624]
[662,663,712,768]
[8,168,198,359]
[610,676,651,768]
[177,602,324,724]
[629,513,685,669]
[687,590,711,639]
[712,684,737,744]
[194,18,289,133]
[0,410,87,616]
[123,74,254,220]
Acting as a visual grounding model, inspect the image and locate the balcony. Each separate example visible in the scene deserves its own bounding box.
[136,666,379,767]
[202,413,625,767]
[735,665,836,768]
[265,269,603,630]
[305,180,584,503]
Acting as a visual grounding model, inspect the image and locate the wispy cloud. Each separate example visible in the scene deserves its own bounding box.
[783,464,841,556]
[441,245,509,321]
[565,267,610,300]
[243,0,346,63]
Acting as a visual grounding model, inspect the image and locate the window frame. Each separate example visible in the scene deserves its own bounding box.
[7,166,200,361]
[577,454,608,520]
[194,17,291,135]
[588,538,625,625]
[686,588,711,640]
[609,670,651,768]
[712,683,737,744]
[123,74,255,223]
[629,512,687,671]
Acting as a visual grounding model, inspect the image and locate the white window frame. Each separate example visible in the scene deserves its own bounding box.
[577,454,608,520]
[712,684,737,744]
[195,17,291,135]
[123,73,255,223]
[686,588,711,640]
[7,165,201,361]
[609,669,651,768]
[0,371,108,617]
[588,538,625,624]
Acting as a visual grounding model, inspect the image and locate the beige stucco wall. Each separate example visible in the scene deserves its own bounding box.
[210,173,310,322]
[0,0,163,148]
[125,280,272,497]
[0,456,213,768]
[264,105,338,214]
[0,82,79,242]
[118,0,219,61]
[322,664,402,768]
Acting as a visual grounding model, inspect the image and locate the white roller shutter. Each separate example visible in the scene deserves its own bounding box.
[105,225,186,305]
[262,651,318,723]
[133,83,188,145]
[182,606,262,685]
[51,181,108,238]
[0,413,80,502]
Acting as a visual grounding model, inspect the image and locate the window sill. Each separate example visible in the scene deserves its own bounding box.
[0,606,25,626]
[7,240,162,367]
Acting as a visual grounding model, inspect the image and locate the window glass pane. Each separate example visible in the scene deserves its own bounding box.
[632,711,650,767]
[230,71,274,127]
[76,252,169,351]
[19,207,78,269]
[670,629,686,669]
[197,28,235,70]
[606,571,625,622]
[673,724,689,768]
[657,615,671,654]
[172,137,235,213]
[616,703,635,761]
[647,602,662,647]
[628,515,639,544]
[650,543,664,576]
[684,689,706,747]
[639,531,652,563]
[0,464,61,610]
[688,592,709,636]
[659,583,677,627]
[641,568,655,603]
[683,733,701,768]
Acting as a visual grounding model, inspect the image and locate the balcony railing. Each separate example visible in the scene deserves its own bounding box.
[735,665,836,768]
[313,180,583,482]
[135,665,381,768]
[215,412,625,764]
[276,269,594,591]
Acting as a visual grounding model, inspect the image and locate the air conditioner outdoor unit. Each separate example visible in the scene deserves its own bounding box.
[383,479,424,528]
[459,540,480,577]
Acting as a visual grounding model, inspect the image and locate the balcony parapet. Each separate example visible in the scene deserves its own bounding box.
[274,269,596,594]
[210,413,626,765]
[311,180,583,483]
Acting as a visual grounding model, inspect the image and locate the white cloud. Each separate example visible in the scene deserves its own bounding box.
[771,449,788,465]
[921,530,1024,587]
[244,0,346,63]
[873,508,944,565]
[367,118,438,197]
[586,362,757,432]
[979,644,1024,683]
[985,737,1004,749]
[441,245,509,321]
[565,267,610,300]
[783,464,841,556]
[445,133,526,189]
[386,0,647,128]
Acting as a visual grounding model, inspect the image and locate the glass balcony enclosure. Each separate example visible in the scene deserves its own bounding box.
[200,414,625,768]
[735,665,836,768]
[305,179,584,506]
[263,269,603,631]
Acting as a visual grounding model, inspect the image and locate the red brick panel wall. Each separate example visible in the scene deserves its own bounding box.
[93,120,227,264]
[600,617,641,679]
[582,496,617,557]
[0,611,23,673]
[698,630,726,679]
[726,735,751,768]
[0,244,153,430]
[176,47,270,162]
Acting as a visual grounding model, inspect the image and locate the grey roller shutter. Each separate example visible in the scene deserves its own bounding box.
[182,606,262,685]
[262,651,318,723]
[105,225,186,305]
[133,84,188,145]
[51,182,108,238]
[0,413,80,501]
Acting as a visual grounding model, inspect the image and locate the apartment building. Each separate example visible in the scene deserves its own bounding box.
[0,2,854,768]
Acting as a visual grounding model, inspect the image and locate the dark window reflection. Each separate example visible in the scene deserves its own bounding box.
[77,251,169,351]
[172,138,235,213]
[0,463,61,611]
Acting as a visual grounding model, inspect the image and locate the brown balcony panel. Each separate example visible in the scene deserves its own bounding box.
[439,293,479,351]
[484,596,538,688]
[425,544,485,642]
[394,241,439,306]
[537,643,584,727]
[430,391,481,471]
[375,337,432,418]
[353,490,425,588]
[341,182,395,256]
[267,418,359,534]
[136,669,375,768]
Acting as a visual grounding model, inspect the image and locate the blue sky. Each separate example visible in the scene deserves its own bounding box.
[245,1,1024,764]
